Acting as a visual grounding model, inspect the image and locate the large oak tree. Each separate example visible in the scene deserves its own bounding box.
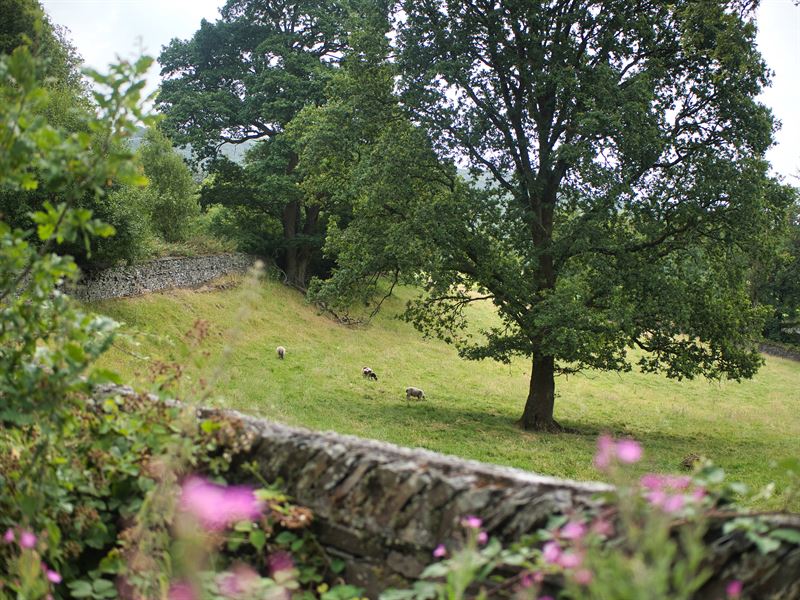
[395,0,791,430]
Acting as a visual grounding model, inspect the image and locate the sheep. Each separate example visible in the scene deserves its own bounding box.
[276,346,286,359]
[405,386,425,400]
[362,366,378,381]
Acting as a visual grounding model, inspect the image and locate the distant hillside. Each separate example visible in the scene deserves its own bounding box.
[128,126,258,165]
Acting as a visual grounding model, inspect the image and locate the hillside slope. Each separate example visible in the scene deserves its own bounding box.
[92,275,800,509]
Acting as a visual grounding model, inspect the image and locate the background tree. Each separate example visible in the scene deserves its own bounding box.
[158,0,349,287]
[755,192,800,344]
[137,127,200,243]
[390,0,792,430]
[287,0,459,316]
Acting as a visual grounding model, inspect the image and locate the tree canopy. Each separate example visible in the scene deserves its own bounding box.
[382,0,792,430]
[158,0,352,287]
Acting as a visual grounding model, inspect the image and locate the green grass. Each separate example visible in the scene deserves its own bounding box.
[92,275,800,511]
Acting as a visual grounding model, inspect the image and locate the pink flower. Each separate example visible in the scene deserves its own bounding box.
[268,551,294,576]
[3,529,14,543]
[46,570,62,584]
[462,515,482,529]
[615,439,643,464]
[662,494,685,514]
[726,580,743,598]
[433,544,447,558]
[477,531,488,545]
[542,541,562,564]
[560,521,587,541]
[640,474,691,491]
[520,572,535,589]
[590,518,614,538]
[691,487,707,502]
[646,489,685,514]
[169,581,196,600]
[217,564,259,598]
[573,569,593,585]
[640,474,666,490]
[179,476,264,531]
[594,434,614,469]
[539,597,554,600]
[520,571,544,589]
[19,531,36,549]
[558,552,582,569]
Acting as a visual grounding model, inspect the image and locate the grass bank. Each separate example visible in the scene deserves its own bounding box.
[92,275,800,510]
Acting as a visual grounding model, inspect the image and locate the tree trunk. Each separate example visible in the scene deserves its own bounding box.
[519,355,560,431]
[281,200,322,291]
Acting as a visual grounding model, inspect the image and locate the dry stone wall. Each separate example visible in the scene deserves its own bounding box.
[760,342,800,362]
[201,408,800,599]
[92,384,800,599]
[70,253,254,301]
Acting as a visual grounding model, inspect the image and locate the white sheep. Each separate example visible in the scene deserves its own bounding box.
[276,346,286,359]
[405,386,425,400]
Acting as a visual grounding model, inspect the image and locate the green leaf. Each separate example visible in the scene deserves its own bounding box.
[770,529,800,545]
[68,580,94,598]
[249,528,266,550]
[330,558,346,574]
[275,531,297,545]
[750,533,781,555]
[93,579,114,593]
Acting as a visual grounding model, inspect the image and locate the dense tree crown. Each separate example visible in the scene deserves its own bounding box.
[393,0,791,429]
[158,0,794,431]
[158,0,353,287]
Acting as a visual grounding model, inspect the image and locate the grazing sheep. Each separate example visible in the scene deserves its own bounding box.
[362,366,378,381]
[405,386,425,400]
[276,346,286,359]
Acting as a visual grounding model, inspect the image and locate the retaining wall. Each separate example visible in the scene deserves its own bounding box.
[71,253,255,301]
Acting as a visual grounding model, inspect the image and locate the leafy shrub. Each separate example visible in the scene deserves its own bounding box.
[137,127,200,243]
[66,186,155,270]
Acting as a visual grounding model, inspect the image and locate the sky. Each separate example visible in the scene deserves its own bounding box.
[40,0,800,180]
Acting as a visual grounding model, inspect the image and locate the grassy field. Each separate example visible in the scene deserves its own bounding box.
[92,275,800,510]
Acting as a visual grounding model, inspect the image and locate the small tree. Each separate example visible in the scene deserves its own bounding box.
[391,0,792,430]
[138,127,200,242]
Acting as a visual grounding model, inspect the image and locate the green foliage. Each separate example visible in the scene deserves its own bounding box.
[371,0,796,428]
[0,45,158,596]
[158,0,348,160]
[755,195,800,344]
[159,0,353,287]
[0,7,153,270]
[291,3,457,316]
[0,0,87,100]
[137,127,200,243]
[69,186,155,270]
